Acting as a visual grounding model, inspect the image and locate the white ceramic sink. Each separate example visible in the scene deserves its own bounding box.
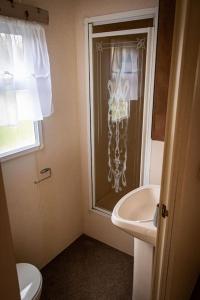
[111,185,160,245]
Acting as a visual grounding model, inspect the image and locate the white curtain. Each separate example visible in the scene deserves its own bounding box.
[0,17,52,126]
[110,46,139,101]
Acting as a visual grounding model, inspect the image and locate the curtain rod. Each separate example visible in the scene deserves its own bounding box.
[0,0,49,24]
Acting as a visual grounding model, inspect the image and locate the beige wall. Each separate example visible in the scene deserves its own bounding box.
[2,0,164,268]
[150,141,164,185]
[75,0,160,255]
[2,0,83,269]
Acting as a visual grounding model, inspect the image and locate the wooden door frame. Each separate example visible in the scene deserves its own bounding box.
[0,164,20,299]
[152,0,200,298]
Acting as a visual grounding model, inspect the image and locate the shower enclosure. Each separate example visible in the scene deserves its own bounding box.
[87,12,157,213]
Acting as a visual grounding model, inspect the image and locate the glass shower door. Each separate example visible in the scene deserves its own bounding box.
[91,33,147,212]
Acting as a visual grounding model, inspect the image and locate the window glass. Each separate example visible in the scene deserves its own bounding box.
[0,121,38,158]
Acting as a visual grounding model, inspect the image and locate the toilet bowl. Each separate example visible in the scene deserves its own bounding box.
[16,263,42,300]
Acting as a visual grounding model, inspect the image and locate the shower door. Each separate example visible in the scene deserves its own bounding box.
[89,28,152,213]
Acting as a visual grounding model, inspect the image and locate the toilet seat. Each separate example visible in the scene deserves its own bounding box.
[16,263,42,300]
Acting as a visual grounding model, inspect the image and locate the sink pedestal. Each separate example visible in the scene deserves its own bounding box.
[133,238,154,300]
[111,185,160,299]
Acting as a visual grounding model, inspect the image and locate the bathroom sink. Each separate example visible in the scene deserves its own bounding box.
[111,185,160,245]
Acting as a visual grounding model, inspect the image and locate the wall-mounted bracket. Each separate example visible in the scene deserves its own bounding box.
[34,167,52,184]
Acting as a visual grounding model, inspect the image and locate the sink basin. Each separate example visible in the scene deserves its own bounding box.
[111,185,160,245]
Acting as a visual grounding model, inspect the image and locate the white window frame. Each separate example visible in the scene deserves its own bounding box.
[85,8,158,216]
[0,121,43,162]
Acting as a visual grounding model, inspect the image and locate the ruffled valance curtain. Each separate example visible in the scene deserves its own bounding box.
[0,17,52,126]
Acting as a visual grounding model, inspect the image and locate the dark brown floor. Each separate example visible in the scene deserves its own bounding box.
[41,235,133,300]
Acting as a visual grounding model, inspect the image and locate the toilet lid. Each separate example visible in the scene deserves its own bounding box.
[16,263,42,300]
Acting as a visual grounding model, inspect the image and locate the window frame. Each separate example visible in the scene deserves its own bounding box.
[0,121,43,162]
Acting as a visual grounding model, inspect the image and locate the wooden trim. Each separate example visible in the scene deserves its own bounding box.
[0,0,49,24]
[85,8,157,26]
[152,0,188,296]
[93,19,153,33]
[0,164,20,299]
[151,0,176,141]
[152,0,200,298]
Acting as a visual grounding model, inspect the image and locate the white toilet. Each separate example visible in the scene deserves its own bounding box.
[16,263,43,300]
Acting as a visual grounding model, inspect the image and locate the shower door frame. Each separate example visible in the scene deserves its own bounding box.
[85,8,158,215]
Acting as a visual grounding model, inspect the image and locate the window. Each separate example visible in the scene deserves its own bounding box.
[0,121,42,160]
[0,16,52,160]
